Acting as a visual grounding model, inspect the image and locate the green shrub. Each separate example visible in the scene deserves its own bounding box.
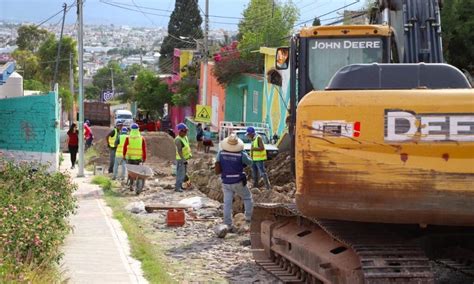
[91,175,112,191]
[0,160,77,282]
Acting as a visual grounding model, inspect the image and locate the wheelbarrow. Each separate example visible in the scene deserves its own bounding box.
[126,164,154,195]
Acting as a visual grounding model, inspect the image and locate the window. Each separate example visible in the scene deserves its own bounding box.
[308,37,384,90]
[253,90,259,114]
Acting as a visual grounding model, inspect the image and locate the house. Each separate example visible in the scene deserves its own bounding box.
[199,61,225,131]
[0,61,23,99]
[167,48,198,131]
[224,74,264,123]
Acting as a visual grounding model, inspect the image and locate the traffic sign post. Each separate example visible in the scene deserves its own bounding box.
[195,104,211,123]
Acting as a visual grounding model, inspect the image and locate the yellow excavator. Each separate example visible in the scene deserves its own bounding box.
[251,0,474,283]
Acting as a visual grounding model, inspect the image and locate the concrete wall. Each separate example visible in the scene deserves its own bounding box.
[224,74,264,123]
[260,47,291,137]
[0,91,60,171]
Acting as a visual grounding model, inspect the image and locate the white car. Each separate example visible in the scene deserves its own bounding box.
[114,110,133,128]
[235,131,279,159]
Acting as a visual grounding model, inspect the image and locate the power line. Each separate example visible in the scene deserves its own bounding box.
[35,1,77,27]
[36,9,65,27]
[98,0,196,45]
[293,0,360,27]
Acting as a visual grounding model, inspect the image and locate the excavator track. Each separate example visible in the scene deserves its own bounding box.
[251,203,435,283]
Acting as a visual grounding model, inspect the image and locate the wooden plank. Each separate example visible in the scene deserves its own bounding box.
[145,204,191,213]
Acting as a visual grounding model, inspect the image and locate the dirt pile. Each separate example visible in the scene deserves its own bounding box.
[188,154,295,214]
[265,151,294,186]
[143,132,176,161]
[88,131,176,166]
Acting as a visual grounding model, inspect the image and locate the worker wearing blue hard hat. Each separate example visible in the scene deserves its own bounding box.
[246,126,271,190]
[113,126,129,180]
[175,123,192,192]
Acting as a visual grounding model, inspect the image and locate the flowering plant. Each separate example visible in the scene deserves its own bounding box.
[0,160,77,281]
[212,41,256,86]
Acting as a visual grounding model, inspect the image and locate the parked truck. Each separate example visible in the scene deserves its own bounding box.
[84,101,111,126]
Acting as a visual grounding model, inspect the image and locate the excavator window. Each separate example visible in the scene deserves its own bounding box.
[307,37,385,90]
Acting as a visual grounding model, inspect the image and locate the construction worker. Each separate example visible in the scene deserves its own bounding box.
[246,126,271,190]
[113,127,128,180]
[84,120,94,150]
[215,133,253,229]
[123,123,147,188]
[107,121,123,174]
[175,123,192,192]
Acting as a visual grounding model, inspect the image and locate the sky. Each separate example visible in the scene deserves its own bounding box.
[0,0,365,30]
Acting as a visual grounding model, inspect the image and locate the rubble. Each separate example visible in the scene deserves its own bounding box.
[117,174,277,283]
[125,201,146,214]
[98,145,295,282]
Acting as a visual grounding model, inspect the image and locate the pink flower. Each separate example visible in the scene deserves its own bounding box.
[33,235,42,246]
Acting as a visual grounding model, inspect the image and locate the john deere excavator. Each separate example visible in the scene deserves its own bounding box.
[251,0,474,283]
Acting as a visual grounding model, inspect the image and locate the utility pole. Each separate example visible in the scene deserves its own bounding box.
[53,3,67,90]
[77,0,85,177]
[202,0,209,107]
[69,53,74,126]
[110,68,115,93]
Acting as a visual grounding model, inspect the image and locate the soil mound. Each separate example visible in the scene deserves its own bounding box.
[143,132,176,161]
[265,151,294,186]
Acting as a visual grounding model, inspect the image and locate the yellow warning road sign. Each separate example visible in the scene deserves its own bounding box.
[195,105,211,123]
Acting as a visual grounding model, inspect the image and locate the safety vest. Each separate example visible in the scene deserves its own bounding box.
[175,136,192,160]
[115,134,128,158]
[219,151,244,185]
[251,135,267,161]
[126,129,143,161]
[108,128,118,147]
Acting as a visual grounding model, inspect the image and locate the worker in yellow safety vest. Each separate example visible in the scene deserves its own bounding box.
[247,127,271,190]
[112,127,128,180]
[123,123,147,189]
[107,121,123,174]
[174,123,192,192]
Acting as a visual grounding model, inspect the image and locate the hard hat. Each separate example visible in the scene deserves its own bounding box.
[177,123,188,131]
[116,120,124,126]
[246,126,255,135]
[121,127,128,133]
[131,123,139,129]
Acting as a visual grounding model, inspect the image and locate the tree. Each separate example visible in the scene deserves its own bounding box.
[441,0,474,73]
[85,85,101,100]
[159,0,203,73]
[213,41,255,86]
[11,49,40,81]
[36,35,77,88]
[133,69,172,117]
[171,79,198,106]
[16,25,51,53]
[313,17,321,26]
[23,79,48,92]
[238,0,298,71]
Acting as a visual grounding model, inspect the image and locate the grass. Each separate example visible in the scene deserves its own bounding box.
[91,175,175,284]
[84,146,99,171]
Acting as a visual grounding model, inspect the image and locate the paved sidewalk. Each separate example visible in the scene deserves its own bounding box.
[60,155,147,284]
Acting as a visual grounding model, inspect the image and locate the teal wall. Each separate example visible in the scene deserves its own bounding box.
[0,92,59,153]
[224,74,264,123]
